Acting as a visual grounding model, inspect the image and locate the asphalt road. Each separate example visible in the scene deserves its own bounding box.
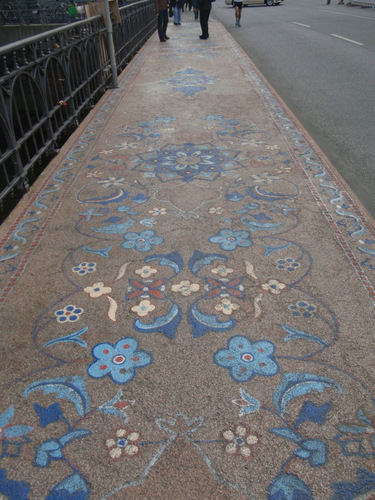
[212,0,375,218]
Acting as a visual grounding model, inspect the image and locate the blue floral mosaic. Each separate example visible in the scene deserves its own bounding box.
[0,35,374,498]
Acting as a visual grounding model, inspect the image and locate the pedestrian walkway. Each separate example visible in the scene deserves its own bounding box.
[1,17,375,500]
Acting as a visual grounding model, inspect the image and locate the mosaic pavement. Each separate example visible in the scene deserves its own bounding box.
[0,19,375,500]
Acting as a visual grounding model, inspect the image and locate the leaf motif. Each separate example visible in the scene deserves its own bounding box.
[140,218,155,227]
[134,303,182,339]
[273,372,343,415]
[263,242,291,256]
[232,389,260,415]
[107,296,118,322]
[91,220,134,234]
[59,429,92,447]
[114,262,130,282]
[145,251,184,274]
[82,246,112,258]
[117,205,139,215]
[0,406,15,427]
[188,303,235,338]
[44,327,88,348]
[357,409,372,426]
[47,472,89,499]
[24,376,90,417]
[4,425,34,439]
[268,473,313,500]
[270,427,301,443]
[253,293,263,319]
[188,250,226,275]
[282,324,328,346]
[241,217,283,232]
[245,261,257,279]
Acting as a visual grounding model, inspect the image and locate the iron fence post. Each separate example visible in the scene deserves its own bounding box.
[104,0,118,88]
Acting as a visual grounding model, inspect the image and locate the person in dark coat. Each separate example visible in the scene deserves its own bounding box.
[154,0,170,41]
[197,0,212,39]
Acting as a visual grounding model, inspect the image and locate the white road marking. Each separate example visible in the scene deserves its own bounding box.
[319,8,375,20]
[293,22,311,28]
[331,33,364,45]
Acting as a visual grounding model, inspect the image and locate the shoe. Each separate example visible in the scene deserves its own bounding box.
[199,35,208,39]
[164,36,170,39]
[177,22,181,24]
[235,20,238,26]
[160,38,166,42]
[238,22,241,27]
[174,22,178,25]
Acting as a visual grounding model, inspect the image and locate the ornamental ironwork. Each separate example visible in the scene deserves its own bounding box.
[0,0,156,222]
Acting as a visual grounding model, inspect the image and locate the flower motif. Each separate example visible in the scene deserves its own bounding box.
[261,279,286,295]
[277,258,300,272]
[131,299,156,317]
[135,266,158,278]
[55,305,83,323]
[72,262,96,275]
[0,406,33,459]
[84,282,112,298]
[205,277,244,299]
[288,301,316,318]
[98,177,126,188]
[222,425,260,460]
[148,207,167,216]
[211,265,234,277]
[171,280,200,296]
[121,230,164,252]
[209,207,223,215]
[214,335,279,382]
[209,229,252,251]
[87,337,152,384]
[214,298,239,315]
[127,279,166,300]
[105,428,140,459]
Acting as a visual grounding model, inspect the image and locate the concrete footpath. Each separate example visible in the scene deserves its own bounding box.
[0,16,375,500]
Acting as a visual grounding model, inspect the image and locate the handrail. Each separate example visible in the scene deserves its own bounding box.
[0,16,102,55]
[0,0,157,221]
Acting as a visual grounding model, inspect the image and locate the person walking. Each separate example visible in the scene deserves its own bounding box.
[155,0,170,42]
[197,0,213,39]
[171,0,183,25]
[233,0,242,27]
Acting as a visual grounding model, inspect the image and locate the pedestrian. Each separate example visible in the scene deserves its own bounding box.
[192,0,199,19]
[197,0,214,39]
[233,0,242,27]
[154,0,170,42]
[171,0,183,25]
[326,0,330,4]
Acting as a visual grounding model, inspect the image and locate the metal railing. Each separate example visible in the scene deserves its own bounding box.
[0,0,157,221]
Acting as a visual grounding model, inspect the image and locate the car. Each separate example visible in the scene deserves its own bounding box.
[225,0,283,6]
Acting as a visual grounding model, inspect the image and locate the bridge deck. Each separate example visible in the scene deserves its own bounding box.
[0,18,374,500]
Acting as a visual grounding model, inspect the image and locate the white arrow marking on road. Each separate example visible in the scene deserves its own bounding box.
[331,34,364,45]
